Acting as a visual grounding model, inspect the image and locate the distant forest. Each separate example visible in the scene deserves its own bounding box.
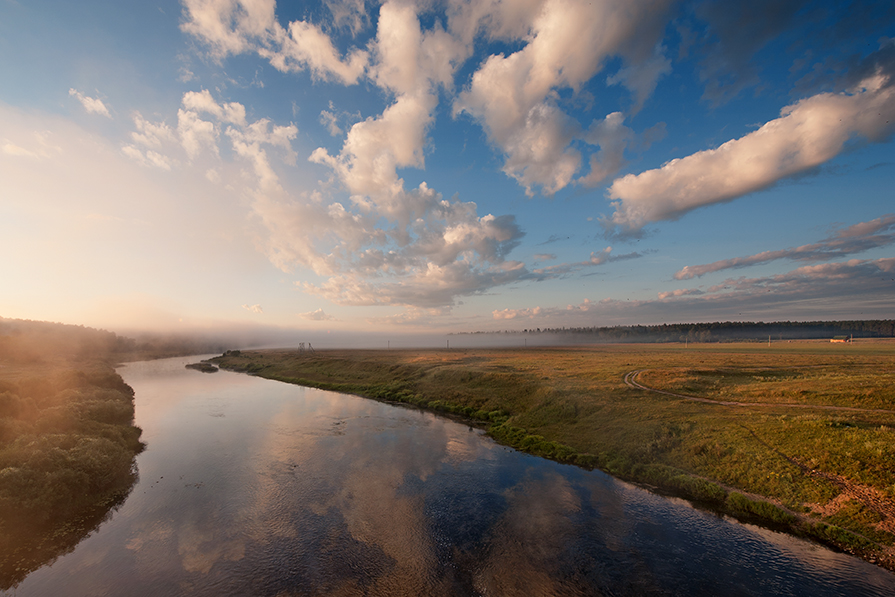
[459,320,895,343]
[0,317,231,361]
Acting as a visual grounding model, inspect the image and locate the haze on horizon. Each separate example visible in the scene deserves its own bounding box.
[2,0,894,339]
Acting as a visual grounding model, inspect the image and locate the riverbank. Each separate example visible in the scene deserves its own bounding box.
[211,342,895,570]
[0,323,145,590]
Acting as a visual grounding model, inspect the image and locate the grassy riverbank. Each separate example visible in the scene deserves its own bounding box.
[0,321,144,589]
[212,341,895,569]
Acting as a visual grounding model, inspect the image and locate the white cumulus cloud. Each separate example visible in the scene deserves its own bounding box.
[183,89,247,126]
[180,0,368,84]
[69,88,111,117]
[605,73,895,235]
[300,308,335,321]
[453,0,675,195]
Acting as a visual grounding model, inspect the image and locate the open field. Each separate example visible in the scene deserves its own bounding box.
[212,340,895,569]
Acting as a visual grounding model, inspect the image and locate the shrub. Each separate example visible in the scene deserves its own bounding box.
[726,492,797,525]
[807,522,875,550]
[668,474,728,504]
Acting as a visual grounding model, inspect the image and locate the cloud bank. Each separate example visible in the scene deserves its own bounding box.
[177,0,682,310]
[675,214,895,279]
[173,2,895,315]
[493,258,895,326]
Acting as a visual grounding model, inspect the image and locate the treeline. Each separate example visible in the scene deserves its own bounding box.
[0,318,146,589]
[462,320,895,343]
[0,317,232,361]
[0,318,131,362]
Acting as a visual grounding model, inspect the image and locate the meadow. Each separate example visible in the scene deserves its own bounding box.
[212,341,895,569]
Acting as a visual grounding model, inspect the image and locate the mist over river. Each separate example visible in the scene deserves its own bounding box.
[7,356,895,596]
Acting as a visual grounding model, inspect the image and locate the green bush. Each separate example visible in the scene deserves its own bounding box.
[807,522,875,550]
[668,474,728,504]
[0,365,142,532]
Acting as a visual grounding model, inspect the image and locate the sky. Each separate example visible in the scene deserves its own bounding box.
[1,0,894,340]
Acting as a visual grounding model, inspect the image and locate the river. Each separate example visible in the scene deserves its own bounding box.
[6,355,895,596]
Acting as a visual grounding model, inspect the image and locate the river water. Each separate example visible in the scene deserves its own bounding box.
[6,356,895,596]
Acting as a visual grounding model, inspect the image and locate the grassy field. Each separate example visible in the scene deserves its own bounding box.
[212,340,895,570]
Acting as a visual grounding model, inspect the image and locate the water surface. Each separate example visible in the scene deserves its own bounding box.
[6,356,895,596]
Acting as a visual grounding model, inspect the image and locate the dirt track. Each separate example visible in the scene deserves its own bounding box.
[625,368,895,541]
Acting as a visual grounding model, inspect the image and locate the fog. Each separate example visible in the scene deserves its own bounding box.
[113,324,559,353]
[104,319,895,356]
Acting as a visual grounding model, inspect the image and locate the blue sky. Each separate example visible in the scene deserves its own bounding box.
[1,0,893,336]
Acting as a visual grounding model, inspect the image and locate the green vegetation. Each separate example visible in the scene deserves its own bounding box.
[0,319,145,589]
[0,316,234,361]
[185,362,218,373]
[212,341,895,570]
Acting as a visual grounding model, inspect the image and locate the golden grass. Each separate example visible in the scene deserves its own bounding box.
[212,341,895,568]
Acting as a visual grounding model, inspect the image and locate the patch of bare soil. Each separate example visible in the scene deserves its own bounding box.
[805,493,853,517]
[741,424,895,535]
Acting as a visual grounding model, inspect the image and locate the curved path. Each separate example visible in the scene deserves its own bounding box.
[623,369,895,415]
[625,369,895,540]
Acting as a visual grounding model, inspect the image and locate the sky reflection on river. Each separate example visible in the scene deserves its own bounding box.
[6,356,895,596]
